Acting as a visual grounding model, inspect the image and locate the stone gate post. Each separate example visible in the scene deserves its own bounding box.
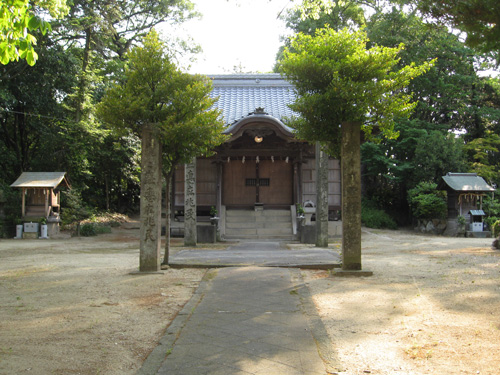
[184,157,197,246]
[139,123,162,272]
[316,142,329,247]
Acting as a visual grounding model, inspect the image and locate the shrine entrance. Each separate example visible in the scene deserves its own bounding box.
[222,158,293,208]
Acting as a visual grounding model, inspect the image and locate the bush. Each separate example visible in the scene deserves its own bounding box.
[492,220,500,237]
[61,189,92,226]
[95,224,112,235]
[484,216,498,230]
[361,201,398,229]
[408,182,447,220]
[80,223,97,236]
[79,222,112,236]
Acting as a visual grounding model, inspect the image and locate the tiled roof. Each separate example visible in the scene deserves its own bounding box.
[11,172,68,188]
[208,73,297,127]
[441,173,495,192]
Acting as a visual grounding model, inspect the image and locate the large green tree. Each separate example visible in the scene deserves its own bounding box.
[415,0,500,63]
[52,0,198,123]
[98,31,226,269]
[279,27,433,270]
[0,38,78,181]
[361,9,500,219]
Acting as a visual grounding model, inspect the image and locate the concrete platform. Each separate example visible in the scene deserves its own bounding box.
[169,241,341,270]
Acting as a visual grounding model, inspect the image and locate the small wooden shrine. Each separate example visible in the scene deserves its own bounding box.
[10,172,69,222]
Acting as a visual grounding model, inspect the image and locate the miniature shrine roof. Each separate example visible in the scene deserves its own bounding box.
[441,173,495,192]
[11,172,69,189]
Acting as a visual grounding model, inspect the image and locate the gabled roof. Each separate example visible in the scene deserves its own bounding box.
[209,73,297,127]
[11,172,68,189]
[441,173,495,192]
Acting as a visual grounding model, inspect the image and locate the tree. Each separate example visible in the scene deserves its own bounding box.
[360,9,497,221]
[0,38,78,181]
[275,0,371,68]
[278,27,433,270]
[159,73,227,264]
[98,30,226,270]
[51,0,198,123]
[0,0,69,65]
[415,0,500,63]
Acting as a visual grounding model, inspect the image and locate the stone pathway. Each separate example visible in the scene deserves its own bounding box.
[138,266,340,375]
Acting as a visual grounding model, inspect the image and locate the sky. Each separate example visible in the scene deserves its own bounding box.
[169,0,292,74]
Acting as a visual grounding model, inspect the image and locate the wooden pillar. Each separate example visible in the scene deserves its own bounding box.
[315,142,329,247]
[139,123,162,272]
[341,121,362,270]
[21,188,26,217]
[44,188,49,217]
[215,161,223,216]
[184,157,197,246]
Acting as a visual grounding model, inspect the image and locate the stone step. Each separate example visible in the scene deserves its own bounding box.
[226,221,291,229]
[226,210,290,217]
[224,208,293,240]
[224,234,295,240]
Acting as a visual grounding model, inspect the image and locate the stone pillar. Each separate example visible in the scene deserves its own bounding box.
[341,121,362,270]
[184,157,197,246]
[315,142,329,247]
[139,123,162,272]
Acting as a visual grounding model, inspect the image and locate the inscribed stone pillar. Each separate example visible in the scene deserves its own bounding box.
[184,157,197,246]
[315,142,329,247]
[341,121,362,270]
[139,123,162,272]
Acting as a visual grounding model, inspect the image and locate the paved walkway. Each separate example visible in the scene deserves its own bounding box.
[169,240,341,269]
[138,266,340,375]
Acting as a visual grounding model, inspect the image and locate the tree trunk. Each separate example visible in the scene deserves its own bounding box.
[341,121,362,270]
[76,27,92,123]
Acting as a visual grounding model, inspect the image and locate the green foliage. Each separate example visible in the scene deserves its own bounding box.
[0,182,21,237]
[79,223,97,237]
[61,189,91,226]
[492,220,500,237]
[457,215,467,226]
[416,0,500,63]
[482,196,500,231]
[361,200,398,229]
[0,0,69,66]
[408,182,447,220]
[296,203,305,216]
[98,30,227,175]
[278,27,434,155]
[483,196,500,217]
[464,131,500,186]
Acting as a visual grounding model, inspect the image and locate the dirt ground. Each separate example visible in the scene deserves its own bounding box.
[301,229,500,375]
[0,222,499,375]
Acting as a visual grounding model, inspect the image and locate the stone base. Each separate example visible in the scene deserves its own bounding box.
[300,225,316,244]
[197,225,216,243]
[332,269,374,277]
[23,232,37,239]
[129,271,165,275]
[466,231,491,238]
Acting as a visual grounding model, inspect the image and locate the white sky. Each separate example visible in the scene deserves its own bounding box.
[167,0,292,74]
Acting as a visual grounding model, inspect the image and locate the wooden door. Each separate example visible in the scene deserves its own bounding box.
[223,160,293,206]
[259,160,293,205]
[223,161,256,206]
